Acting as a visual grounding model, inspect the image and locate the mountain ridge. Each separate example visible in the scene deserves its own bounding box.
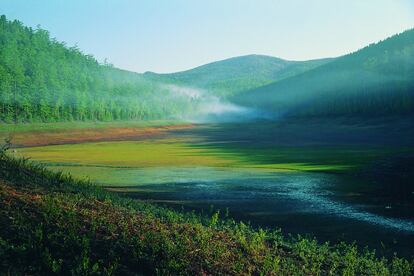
[233,28,414,118]
[144,54,333,97]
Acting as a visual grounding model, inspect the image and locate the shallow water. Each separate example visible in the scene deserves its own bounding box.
[107,166,414,257]
[20,121,414,257]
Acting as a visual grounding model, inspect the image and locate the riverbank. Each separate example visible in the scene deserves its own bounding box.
[0,120,192,147]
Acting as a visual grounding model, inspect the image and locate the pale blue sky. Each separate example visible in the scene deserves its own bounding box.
[1,0,413,73]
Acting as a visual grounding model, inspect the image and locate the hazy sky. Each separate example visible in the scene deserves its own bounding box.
[1,0,413,73]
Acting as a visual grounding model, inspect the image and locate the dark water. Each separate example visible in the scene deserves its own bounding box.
[110,166,413,258]
[113,120,414,257]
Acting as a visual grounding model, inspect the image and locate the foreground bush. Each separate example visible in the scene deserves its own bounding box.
[0,149,413,275]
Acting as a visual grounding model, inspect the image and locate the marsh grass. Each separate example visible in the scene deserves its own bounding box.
[15,139,238,167]
[15,138,411,189]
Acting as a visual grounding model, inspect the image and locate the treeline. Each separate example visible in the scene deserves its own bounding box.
[0,15,191,123]
[235,29,414,118]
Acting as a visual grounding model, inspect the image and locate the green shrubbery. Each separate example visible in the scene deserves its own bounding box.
[0,148,413,275]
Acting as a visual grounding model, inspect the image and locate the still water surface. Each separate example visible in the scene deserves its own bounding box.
[109,166,414,257]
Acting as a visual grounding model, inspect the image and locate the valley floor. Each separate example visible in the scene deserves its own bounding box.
[1,118,413,274]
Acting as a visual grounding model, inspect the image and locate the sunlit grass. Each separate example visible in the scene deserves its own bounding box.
[16,139,239,168]
[13,122,413,188]
[16,137,366,186]
[15,137,408,187]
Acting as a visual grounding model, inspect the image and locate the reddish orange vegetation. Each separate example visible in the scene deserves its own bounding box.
[10,124,193,147]
[0,180,43,204]
[0,179,266,274]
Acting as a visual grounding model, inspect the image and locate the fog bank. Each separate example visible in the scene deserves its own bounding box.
[164,84,272,123]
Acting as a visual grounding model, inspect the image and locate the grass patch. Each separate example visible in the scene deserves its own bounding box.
[10,121,409,178]
[14,137,412,187]
[15,139,238,168]
[16,139,400,172]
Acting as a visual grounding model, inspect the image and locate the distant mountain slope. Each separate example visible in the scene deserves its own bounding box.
[234,29,414,117]
[144,55,332,97]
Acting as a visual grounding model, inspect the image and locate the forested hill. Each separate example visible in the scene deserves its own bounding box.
[234,29,414,118]
[0,15,194,123]
[144,55,332,97]
[2,14,412,123]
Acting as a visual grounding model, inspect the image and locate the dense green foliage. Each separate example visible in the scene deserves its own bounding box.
[0,15,196,123]
[0,149,413,275]
[145,55,331,97]
[1,14,413,123]
[235,29,414,117]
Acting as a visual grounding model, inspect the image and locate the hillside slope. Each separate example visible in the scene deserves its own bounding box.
[234,29,414,117]
[0,15,194,122]
[144,55,332,97]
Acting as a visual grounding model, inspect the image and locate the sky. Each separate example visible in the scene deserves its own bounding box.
[1,0,413,73]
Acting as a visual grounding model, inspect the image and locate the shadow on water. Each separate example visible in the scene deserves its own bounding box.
[109,118,414,257]
[171,117,414,211]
